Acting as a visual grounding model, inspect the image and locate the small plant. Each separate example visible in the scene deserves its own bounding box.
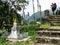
[0,36,10,45]
[25,40,30,45]
[19,25,39,33]
[0,36,7,43]
[31,31,37,45]
[54,43,57,45]
[40,22,51,28]
[13,41,23,45]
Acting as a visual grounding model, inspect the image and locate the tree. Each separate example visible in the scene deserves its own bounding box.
[0,0,28,30]
[0,0,11,29]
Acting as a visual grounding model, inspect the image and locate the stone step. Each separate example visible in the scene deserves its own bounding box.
[37,30,60,37]
[38,34,60,37]
[36,43,54,45]
[49,20,60,25]
[51,24,60,26]
[38,28,60,31]
[36,37,60,43]
[49,19,60,21]
[49,18,60,21]
[38,32,60,37]
[49,18,60,19]
[36,36,60,40]
[52,22,60,26]
[50,16,60,18]
[50,15,60,17]
[36,28,60,43]
[50,21,60,23]
[38,31,60,33]
[48,15,60,26]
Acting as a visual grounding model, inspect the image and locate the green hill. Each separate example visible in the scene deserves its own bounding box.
[29,11,44,22]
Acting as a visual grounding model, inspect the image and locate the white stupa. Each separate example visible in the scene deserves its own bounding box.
[8,18,18,39]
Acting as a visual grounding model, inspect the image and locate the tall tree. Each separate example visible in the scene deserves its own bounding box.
[0,0,28,30]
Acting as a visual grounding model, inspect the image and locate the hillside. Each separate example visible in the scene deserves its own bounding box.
[29,11,44,22]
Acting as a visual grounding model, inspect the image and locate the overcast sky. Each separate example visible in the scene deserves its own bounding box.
[22,0,60,16]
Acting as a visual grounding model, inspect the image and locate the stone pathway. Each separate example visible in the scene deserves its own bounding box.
[36,43,54,45]
[30,43,54,45]
[7,36,31,42]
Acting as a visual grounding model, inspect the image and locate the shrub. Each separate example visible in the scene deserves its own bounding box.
[19,25,39,33]
[14,41,23,45]
[0,42,10,45]
[40,22,51,28]
[18,25,39,36]
[0,36,7,43]
[0,36,10,45]
[25,40,30,45]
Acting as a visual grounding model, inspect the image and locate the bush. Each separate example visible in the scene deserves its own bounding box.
[25,40,30,45]
[40,22,51,28]
[19,25,39,33]
[14,41,23,45]
[29,21,36,25]
[0,37,7,43]
[0,36,10,45]
[28,30,37,36]
[0,42,10,45]
[18,25,39,36]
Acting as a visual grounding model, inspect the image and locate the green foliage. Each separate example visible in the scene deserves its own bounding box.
[29,21,36,25]
[31,31,37,45]
[0,0,28,30]
[28,30,35,36]
[0,42,10,45]
[40,23,51,28]
[25,40,30,45]
[0,1,13,29]
[31,35,36,42]
[0,1,22,30]
[13,41,31,45]
[53,44,57,45]
[0,37,7,43]
[19,25,39,33]
[16,5,21,10]
[14,41,23,45]
[19,25,39,36]
[17,0,26,3]
[0,36,10,45]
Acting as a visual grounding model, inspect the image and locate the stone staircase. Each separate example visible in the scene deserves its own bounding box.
[48,15,60,26]
[36,28,60,44]
[36,15,60,44]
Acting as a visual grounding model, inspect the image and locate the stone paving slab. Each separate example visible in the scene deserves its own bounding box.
[36,43,54,45]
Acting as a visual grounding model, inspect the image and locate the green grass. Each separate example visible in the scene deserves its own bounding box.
[40,22,60,29]
[13,41,24,45]
[28,30,37,36]
[40,23,51,28]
